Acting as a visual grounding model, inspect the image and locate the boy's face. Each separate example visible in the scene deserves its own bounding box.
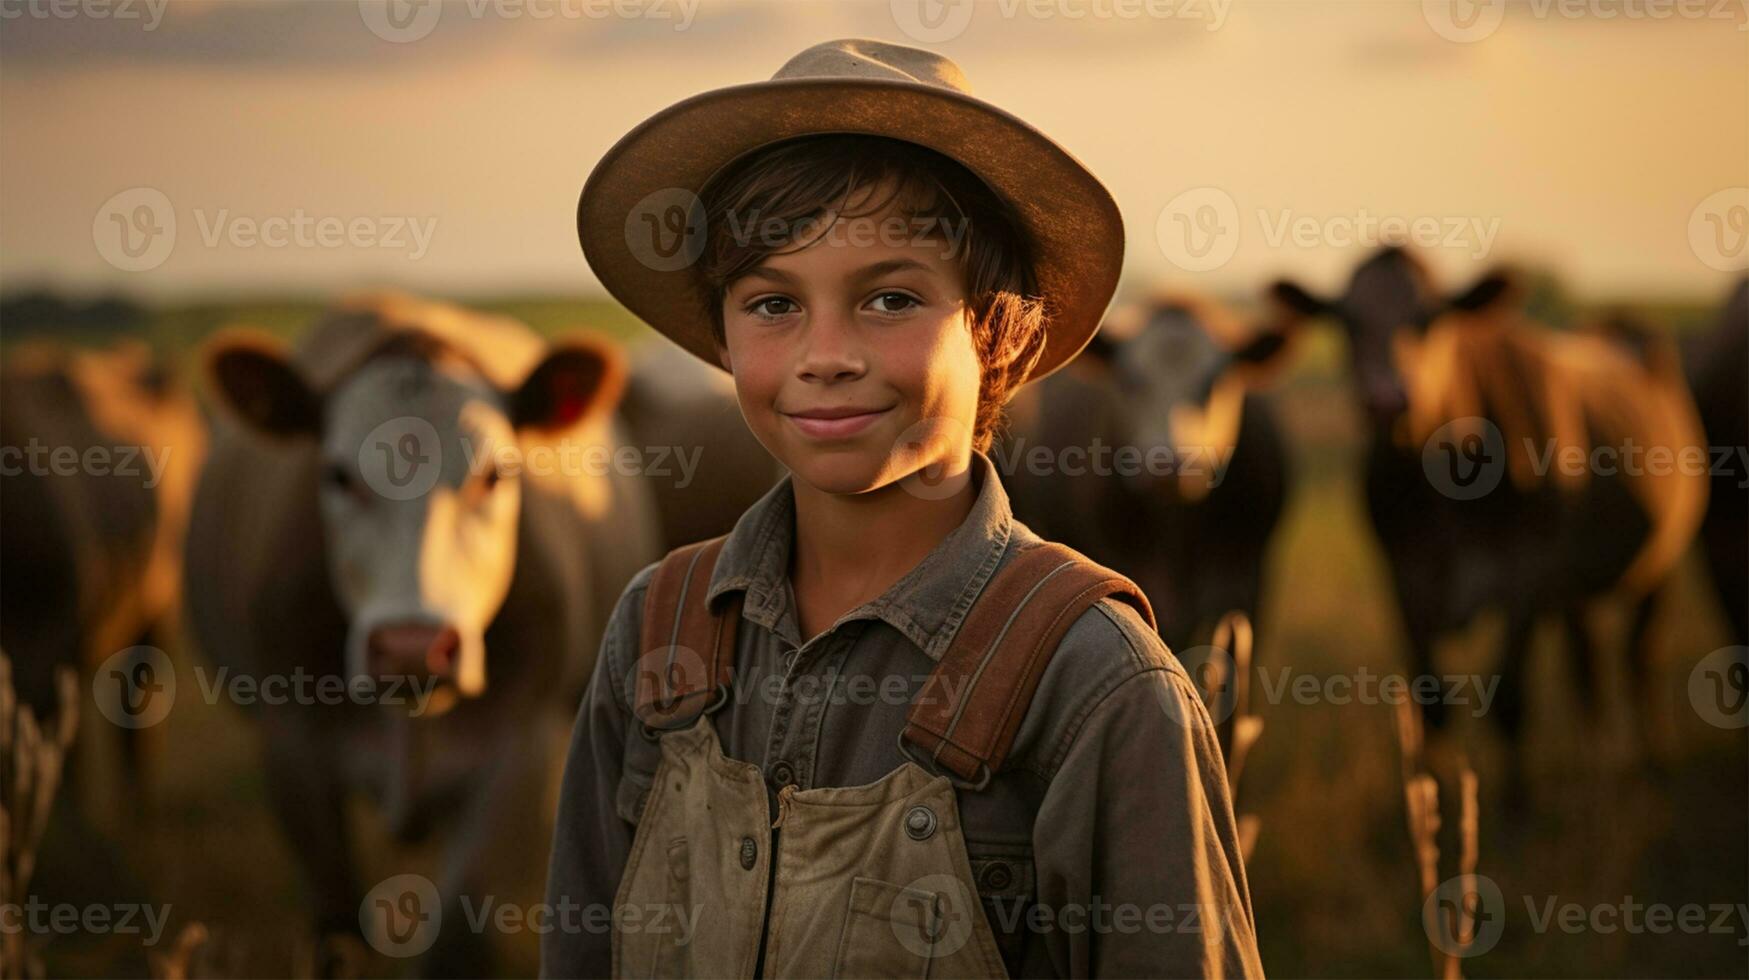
[717,183,980,497]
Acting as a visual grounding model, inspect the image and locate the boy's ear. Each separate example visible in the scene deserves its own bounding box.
[714,341,733,374]
[510,334,627,432]
[203,329,320,439]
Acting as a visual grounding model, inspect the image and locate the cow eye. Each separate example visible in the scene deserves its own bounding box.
[323,462,361,497]
[481,464,502,492]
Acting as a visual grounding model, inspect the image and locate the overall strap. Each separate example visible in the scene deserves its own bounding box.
[633,534,743,731]
[901,542,1156,790]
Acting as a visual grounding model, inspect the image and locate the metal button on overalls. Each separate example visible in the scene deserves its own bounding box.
[612,718,1008,978]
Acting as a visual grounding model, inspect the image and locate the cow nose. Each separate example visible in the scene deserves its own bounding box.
[367,622,461,681]
[1363,378,1408,421]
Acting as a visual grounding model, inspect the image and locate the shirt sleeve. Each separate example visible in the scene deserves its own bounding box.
[541,565,653,979]
[1031,660,1264,979]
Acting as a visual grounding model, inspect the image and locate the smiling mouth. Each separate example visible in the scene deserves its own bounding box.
[782,406,894,440]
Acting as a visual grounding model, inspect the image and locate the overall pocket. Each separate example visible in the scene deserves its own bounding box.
[830,876,942,979]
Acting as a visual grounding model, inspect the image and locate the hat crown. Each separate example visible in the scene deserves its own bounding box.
[770,38,974,95]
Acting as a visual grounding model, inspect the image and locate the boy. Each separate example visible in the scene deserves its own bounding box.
[545,38,1263,979]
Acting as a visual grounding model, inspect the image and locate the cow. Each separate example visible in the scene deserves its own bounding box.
[616,338,784,551]
[0,339,202,811]
[1271,246,1709,798]
[182,293,661,975]
[997,293,1293,655]
[1685,277,1747,645]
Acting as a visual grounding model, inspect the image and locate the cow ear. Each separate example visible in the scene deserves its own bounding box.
[1232,327,1290,365]
[204,330,319,439]
[1080,328,1120,365]
[1448,270,1513,313]
[510,335,626,432]
[1268,279,1329,321]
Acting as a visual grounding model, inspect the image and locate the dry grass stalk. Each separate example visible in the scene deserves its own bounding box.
[1394,698,1482,980]
[1,652,79,980]
[1206,612,1264,861]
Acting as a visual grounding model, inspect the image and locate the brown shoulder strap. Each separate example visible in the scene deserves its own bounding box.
[901,542,1155,788]
[633,535,743,730]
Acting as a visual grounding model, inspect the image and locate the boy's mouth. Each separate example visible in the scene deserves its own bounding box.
[781,404,895,440]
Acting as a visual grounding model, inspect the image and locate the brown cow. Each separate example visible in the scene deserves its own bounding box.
[0,339,202,809]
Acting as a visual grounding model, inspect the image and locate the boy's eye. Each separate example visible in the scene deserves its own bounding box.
[746,296,797,319]
[868,292,920,315]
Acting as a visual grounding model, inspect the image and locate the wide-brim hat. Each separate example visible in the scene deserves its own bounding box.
[576,37,1124,386]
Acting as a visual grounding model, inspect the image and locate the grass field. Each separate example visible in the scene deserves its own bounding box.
[17,292,1747,978]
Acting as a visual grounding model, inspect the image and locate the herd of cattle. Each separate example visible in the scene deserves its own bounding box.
[2,247,1743,971]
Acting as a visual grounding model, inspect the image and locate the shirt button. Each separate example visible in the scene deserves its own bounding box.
[769,760,796,787]
[904,804,937,841]
[739,837,757,870]
[979,860,1014,892]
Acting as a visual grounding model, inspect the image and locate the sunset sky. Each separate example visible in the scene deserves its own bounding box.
[1,0,1744,304]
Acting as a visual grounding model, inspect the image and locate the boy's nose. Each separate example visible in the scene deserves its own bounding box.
[795,314,867,383]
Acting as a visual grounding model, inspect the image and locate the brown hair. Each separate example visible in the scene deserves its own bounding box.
[695,134,1047,452]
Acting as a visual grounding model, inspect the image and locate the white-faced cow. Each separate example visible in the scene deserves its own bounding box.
[183,294,660,974]
[1272,247,1709,796]
[998,293,1293,654]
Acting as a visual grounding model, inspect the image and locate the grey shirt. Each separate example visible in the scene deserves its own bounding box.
[543,451,1264,978]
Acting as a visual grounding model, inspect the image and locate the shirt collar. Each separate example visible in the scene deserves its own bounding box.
[706,450,1015,660]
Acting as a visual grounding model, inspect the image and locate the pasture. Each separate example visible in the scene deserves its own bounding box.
[12,289,1743,978]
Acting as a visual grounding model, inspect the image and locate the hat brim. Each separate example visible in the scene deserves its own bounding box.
[577,77,1124,386]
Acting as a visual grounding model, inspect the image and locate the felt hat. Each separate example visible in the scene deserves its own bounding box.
[576,37,1124,385]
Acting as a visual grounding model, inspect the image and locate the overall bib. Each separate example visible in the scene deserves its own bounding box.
[611,536,1154,979]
